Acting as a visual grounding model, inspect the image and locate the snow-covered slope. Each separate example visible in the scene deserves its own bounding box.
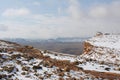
[78,33,120,76]
[0,40,103,80]
[82,33,120,64]
[87,34,120,49]
[0,33,120,80]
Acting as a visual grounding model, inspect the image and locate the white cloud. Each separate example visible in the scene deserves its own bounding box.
[89,1,120,19]
[0,0,120,39]
[109,1,120,18]
[2,8,30,17]
[33,2,40,6]
[67,0,82,20]
[30,0,120,38]
[89,6,107,18]
[58,7,62,15]
[0,24,8,31]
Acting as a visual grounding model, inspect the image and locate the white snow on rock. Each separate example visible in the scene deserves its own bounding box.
[87,34,120,50]
[78,33,120,74]
[42,51,77,62]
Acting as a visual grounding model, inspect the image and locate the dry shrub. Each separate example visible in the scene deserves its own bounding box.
[58,72,64,77]
[72,61,79,65]
[2,66,15,73]
[33,65,42,70]
[64,66,70,72]
[11,54,21,59]
[0,74,7,79]
[25,45,33,49]
[21,72,26,75]
[84,70,120,79]
[59,77,64,80]
[105,67,110,71]
[22,66,30,71]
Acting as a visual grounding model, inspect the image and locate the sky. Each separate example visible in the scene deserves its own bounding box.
[0,0,120,39]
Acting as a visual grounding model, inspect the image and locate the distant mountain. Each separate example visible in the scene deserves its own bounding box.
[2,38,89,55]
[3,37,90,43]
[54,37,90,42]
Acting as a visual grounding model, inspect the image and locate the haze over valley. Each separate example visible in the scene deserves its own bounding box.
[4,37,89,55]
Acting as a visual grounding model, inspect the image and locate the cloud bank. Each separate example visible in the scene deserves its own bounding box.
[0,0,120,39]
[2,8,30,17]
[0,24,8,31]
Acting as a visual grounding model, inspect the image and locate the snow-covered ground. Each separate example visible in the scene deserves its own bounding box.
[0,40,103,80]
[0,51,102,80]
[42,51,77,62]
[77,61,120,74]
[79,34,120,74]
[42,34,120,75]
[87,34,120,50]
[42,50,120,74]
[0,33,120,80]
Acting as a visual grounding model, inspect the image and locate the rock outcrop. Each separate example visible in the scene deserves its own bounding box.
[82,33,120,64]
[83,41,93,54]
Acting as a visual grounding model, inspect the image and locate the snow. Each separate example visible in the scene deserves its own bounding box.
[0,51,60,80]
[0,35,120,80]
[78,61,120,74]
[42,50,120,75]
[0,51,99,80]
[43,51,77,62]
[87,34,120,49]
[79,34,120,75]
[82,34,120,65]
[0,41,18,49]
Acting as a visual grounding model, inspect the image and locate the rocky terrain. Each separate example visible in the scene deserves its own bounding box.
[0,33,120,80]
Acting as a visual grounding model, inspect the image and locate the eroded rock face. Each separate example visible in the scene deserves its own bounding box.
[83,41,93,54]
[82,33,120,64]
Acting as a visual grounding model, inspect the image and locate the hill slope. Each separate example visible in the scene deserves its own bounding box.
[0,40,102,80]
[0,33,120,80]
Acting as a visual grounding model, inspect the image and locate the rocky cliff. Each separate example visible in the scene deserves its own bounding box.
[82,33,120,64]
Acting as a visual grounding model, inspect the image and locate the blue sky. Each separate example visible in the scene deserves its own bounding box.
[0,0,120,39]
